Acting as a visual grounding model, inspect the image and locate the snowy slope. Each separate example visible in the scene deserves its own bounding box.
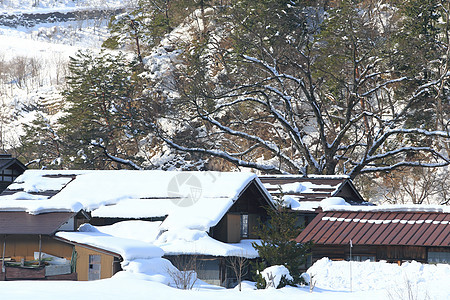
[0,0,127,148]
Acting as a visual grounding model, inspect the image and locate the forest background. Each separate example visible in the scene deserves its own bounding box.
[1,0,449,205]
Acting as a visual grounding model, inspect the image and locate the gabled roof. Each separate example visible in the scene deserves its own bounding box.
[0,154,26,172]
[296,208,450,247]
[0,211,78,235]
[259,175,368,211]
[0,170,273,231]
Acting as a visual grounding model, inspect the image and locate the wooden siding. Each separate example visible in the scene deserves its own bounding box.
[0,235,73,261]
[212,213,240,243]
[310,244,430,264]
[75,245,115,281]
[211,181,272,243]
[0,155,26,194]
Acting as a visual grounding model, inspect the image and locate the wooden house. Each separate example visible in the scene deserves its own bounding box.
[0,154,26,193]
[0,210,88,281]
[1,170,275,287]
[296,207,450,267]
[54,236,126,281]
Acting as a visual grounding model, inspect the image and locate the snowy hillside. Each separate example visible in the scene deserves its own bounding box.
[0,0,129,149]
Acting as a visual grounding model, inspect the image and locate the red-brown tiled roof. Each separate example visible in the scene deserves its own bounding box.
[296,210,450,247]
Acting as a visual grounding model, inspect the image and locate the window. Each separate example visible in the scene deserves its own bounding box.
[347,255,375,262]
[240,214,249,238]
[88,255,101,280]
[428,252,450,264]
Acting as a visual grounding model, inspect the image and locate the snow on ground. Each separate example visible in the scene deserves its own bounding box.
[308,258,450,300]
[0,258,449,299]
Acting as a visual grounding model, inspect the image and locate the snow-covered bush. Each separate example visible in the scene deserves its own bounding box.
[258,265,294,289]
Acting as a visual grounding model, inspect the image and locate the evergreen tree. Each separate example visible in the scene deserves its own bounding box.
[58,50,151,169]
[19,113,63,169]
[252,199,311,287]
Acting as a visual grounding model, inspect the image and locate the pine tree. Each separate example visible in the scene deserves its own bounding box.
[252,199,311,287]
[19,114,63,169]
[57,50,150,169]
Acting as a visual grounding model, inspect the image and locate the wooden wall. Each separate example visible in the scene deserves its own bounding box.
[0,235,73,261]
[311,244,430,264]
[212,213,240,243]
[75,245,115,281]
[227,214,240,243]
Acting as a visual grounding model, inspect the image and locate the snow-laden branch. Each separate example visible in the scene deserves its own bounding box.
[365,146,450,163]
[358,160,450,174]
[91,142,142,170]
[158,132,284,173]
[234,95,319,173]
[360,77,408,97]
[196,107,304,173]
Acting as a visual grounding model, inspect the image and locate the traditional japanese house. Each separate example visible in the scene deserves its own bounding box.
[1,170,275,287]
[0,154,26,193]
[296,206,450,267]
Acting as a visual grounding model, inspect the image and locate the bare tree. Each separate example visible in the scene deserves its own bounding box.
[226,254,248,291]
[155,1,450,179]
[166,255,198,290]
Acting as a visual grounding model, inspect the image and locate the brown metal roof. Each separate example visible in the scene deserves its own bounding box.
[296,210,450,247]
[0,211,76,235]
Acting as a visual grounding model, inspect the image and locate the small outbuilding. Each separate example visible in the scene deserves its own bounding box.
[0,210,88,281]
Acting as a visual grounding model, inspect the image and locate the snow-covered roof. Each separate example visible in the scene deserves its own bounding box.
[259,174,367,210]
[57,221,260,259]
[56,224,164,261]
[1,170,273,258]
[0,170,271,229]
[322,204,450,213]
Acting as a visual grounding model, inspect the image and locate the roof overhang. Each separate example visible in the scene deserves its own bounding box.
[0,211,78,235]
[53,236,122,259]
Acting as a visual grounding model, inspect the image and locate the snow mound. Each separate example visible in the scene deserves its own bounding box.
[234,280,256,290]
[118,258,179,285]
[281,182,307,193]
[320,197,350,209]
[307,258,450,299]
[260,265,293,289]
